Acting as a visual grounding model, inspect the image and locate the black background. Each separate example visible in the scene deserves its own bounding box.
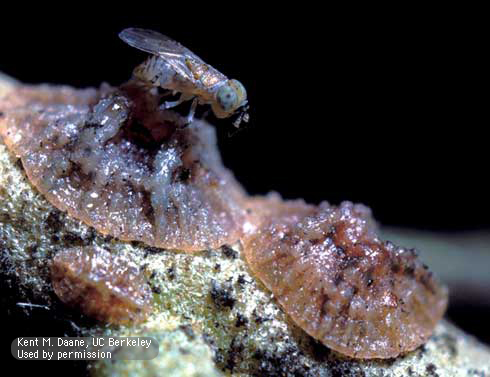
[0,4,488,375]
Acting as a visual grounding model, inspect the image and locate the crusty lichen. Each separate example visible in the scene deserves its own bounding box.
[89,325,222,377]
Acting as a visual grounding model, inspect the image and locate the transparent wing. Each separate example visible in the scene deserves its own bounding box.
[119,28,204,81]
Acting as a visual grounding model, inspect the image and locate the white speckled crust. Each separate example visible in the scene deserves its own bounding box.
[243,199,449,359]
[0,84,248,252]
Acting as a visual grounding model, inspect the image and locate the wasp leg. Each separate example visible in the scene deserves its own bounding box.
[160,95,187,110]
[185,98,198,125]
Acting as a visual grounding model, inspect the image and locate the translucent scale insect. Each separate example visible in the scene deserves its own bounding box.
[119,28,249,126]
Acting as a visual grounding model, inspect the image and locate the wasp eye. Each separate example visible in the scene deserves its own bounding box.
[217,85,238,112]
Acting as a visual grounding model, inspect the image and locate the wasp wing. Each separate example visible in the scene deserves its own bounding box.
[119,28,204,81]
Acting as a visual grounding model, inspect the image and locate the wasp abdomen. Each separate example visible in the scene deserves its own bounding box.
[134,56,173,87]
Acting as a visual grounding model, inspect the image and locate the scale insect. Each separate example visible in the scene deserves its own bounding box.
[119,28,249,127]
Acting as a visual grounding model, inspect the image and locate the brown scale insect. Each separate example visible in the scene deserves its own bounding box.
[51,246,152,325]
[242,199,448,359]
[0,84,248,252]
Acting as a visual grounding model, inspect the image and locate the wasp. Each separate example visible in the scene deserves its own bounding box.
[119,28,249,126]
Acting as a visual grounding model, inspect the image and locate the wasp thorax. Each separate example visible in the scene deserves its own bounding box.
[213,79,247,118]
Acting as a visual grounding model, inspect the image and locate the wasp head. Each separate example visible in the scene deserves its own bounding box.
[212,79,247,119]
